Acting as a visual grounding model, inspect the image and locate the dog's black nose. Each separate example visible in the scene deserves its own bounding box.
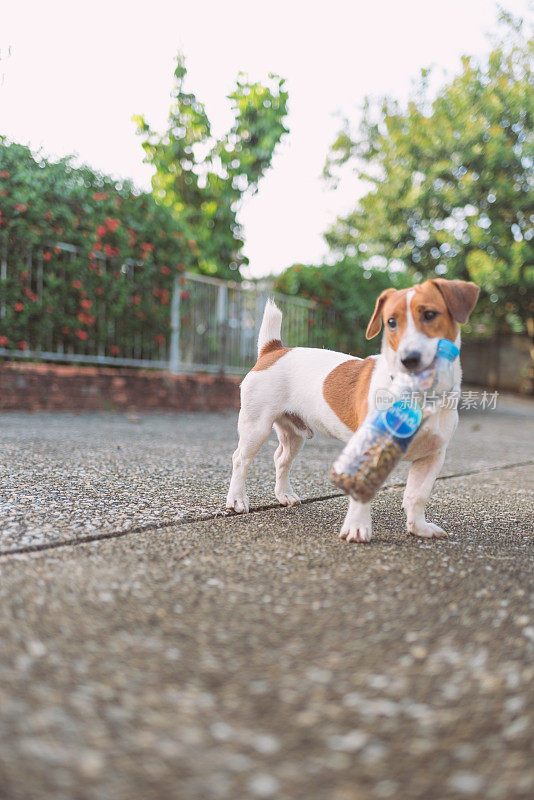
[401,351,421,371]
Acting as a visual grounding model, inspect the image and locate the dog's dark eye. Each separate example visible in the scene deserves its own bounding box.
[423,310,438,321]
[387,317,397,330]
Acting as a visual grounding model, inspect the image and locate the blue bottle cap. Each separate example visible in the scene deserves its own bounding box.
[437,338,460,361]
[382,400,423,438]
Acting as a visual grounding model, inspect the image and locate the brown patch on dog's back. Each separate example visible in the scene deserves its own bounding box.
[252,339,292,371]
[323,357,376,431]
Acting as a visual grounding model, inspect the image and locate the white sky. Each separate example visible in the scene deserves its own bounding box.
[1,0,531,277]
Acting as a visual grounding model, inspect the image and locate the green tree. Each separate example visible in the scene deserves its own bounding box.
[324,11,534,340]
[274,258,409,356]
[133,54,288,280]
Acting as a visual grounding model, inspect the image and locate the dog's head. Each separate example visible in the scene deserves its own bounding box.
[366,278,479,375]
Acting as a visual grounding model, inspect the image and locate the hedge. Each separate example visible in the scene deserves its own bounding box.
[0,139,200,358]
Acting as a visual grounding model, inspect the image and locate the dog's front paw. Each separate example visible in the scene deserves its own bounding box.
[276,491,301,508]
[226,492,250,514]
[339,505,373,543]
[407,520,447,539]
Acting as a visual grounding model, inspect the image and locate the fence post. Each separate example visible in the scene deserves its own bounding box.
[169,275,181,374]
[217,283,228,374]
[0,243,6,319]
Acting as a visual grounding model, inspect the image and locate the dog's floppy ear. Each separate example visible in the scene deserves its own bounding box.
[431,279,480,324]
[366,288,396,339]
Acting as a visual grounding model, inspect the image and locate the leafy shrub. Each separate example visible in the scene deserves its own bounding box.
[0,139,198,357]
[274,258,409,356]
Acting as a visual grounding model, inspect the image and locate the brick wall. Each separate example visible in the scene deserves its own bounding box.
[0,362,242,412]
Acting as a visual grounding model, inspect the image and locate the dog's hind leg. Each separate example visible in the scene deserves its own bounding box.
[273,419,305,507]
[226,408,274,513]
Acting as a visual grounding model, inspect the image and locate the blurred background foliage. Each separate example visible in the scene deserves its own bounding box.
[315,10,533,345]
[133,54,288,280]
[274,259,410,356]
[0,56,288,352]
[0,139,199,352]
[1,10,533,375]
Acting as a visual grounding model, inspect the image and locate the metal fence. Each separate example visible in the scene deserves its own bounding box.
[0,242,337,375]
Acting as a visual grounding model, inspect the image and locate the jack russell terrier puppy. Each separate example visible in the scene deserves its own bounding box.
[226,278,479,543]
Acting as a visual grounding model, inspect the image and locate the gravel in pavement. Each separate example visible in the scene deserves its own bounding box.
[0,397,532,799]
[1,405,532,552]
[0,465,532,800]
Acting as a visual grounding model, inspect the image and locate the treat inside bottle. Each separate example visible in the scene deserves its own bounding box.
[330,400,422,503]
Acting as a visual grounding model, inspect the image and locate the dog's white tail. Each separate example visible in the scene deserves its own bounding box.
[257,298,282,356]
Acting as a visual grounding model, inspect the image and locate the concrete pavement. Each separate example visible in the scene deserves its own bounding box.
[1,400,532,553]
[0,398,532,799]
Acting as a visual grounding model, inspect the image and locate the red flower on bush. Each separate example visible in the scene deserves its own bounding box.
[0,170,10,179]
[0,336,8,346]
[18,341,28,351]
[160,265,170,275]
[177,263,185,272]
[15,203,27,213]
[93,192,108,201]
[14,302,24,312]
[44,211,53,220]
[95,287,104,296]
[80,299,92,309]
[132,295,141,305]
[180,290,190,300]
[154,334,165,345]
[105,217,120,232]
[93,242,102,252]
[62,326,70,334]
[75,329,88,341]
[43,250,52,261]
[179,276,186,285]
[110,345,120,356]
[23,288,38,302]
[54,246,61,255]
[96,225,107,238]
[72,281,83,289]
[78,312,96,325]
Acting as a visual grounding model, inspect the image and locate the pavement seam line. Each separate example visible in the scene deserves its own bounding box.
[1,459,532,559]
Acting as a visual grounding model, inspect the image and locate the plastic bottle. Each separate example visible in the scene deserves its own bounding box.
[330,338,460,503]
